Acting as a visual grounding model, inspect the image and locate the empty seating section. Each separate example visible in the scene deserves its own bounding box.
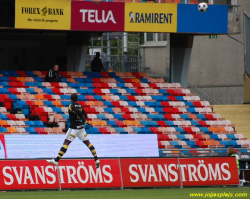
[0,70,249,153]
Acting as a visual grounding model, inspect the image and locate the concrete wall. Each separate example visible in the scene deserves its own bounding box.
[140,44,168,76]
[188,0,250,104]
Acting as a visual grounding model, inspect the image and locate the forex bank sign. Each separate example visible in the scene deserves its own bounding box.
[15,0,71,30]
[125,3,177,32]
[71,2,124,31]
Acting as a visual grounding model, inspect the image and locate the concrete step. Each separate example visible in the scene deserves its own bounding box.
[213,105,250,140]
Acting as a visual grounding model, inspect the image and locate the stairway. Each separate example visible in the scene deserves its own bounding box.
[213,105,250,140]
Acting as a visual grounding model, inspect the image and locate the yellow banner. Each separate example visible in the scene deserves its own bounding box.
[125,3,177,32]
[15,0,71,30]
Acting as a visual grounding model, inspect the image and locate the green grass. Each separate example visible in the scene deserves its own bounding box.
[0,187,249,199]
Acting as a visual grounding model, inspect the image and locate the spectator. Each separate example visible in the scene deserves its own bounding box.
[91,52,105,72]
[227,147,240,175]
[45,64,61,82]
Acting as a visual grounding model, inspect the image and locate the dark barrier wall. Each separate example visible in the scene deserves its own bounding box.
[0,0,15,28]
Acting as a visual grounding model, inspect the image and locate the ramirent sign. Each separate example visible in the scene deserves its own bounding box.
[0,157,239,190]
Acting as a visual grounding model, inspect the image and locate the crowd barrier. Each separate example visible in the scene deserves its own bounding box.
[0,157,239,190]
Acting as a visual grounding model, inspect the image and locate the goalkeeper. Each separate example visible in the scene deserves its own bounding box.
[47,93,100,168]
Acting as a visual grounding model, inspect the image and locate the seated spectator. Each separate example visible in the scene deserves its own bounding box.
[91,52,106,72]
[45,64,61,82]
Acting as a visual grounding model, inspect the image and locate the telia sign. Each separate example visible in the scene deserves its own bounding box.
[71,2,124,31]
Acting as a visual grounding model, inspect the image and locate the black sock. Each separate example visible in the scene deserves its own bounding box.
[55,144,68,162]
[87,143,98,161]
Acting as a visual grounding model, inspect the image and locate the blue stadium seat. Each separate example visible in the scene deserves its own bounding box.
[137,107,147,113]
[26,71,34,76]
[175,127,184,133]
[78,95,86,101]
[62,114,69,120]
[196,114,206,120]
[210,134,219,140]
[61,101,70,107]
[103,101,112,107]
[0,127,7,132]
[61,95,71,100]
[43,101,53,107]
[104,108,113,113]
[110,89,119,95]
[113,114,123,120]
[220,140,230,146]
[34,121,44,127]
[165,121,174,126]
[25,127,36,133]
[140,78,148,83]
[0,77,9,82]
[30,132,39,135]
[33,77,44,82]
[126,89,135,95]
[119,95,128,101]
[154,114,164,120]
[43,88,53,94]
[26,88,36,94]
[61,78,68,82]
[0,88,9,93]
[175,96,184,101]
[17,101,27,108]
[128,101,137,107]
[180,114,189,120]
[147,114,156,120]
[97,114,106,120]
[77,89,88,94]
[107,120,116,126]
[142,127,151,134]
[199,127,209,133]
[115,127,125,134]
[0,82,10,87]
[186,108,196,113]
[67,83,77,88]
[140,121,148,126]
[177,134,185,140]
[93,95,103,101]
[147,121,157,126]
[25,121,35,127]
[0,114,7,120]
[52,107,64,114]
[185,101,194,107]
[90,127,100,134]
[226,134,236,140]
[190,120,199,126]
[158,89,167,95]
[87,89,94,94]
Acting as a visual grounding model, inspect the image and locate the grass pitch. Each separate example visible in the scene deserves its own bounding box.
[0,187,249,199]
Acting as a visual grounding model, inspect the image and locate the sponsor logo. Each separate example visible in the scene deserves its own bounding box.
[2,161,113,185]
[80,9,116,24]
[129,12,173,24]
[127,160,231,183]
[21,7,64,16]
[129,12,134,23]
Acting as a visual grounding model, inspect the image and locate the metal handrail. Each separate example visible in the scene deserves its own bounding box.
[244,10,250,19]
[187,81,219,105]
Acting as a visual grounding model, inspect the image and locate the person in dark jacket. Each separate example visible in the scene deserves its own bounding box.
[45,64,61,82]
[91,52,105,72]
